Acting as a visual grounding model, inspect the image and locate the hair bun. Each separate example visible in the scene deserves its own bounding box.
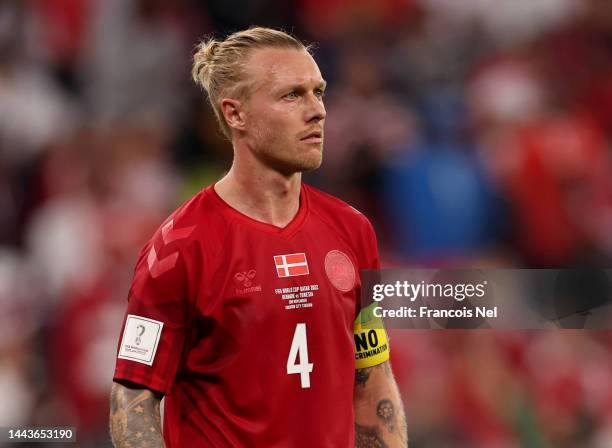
[192,39,219,87]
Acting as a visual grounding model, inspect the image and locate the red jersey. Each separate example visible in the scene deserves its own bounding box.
[113,183,380,447]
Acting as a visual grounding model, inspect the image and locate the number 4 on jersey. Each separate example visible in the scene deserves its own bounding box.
[287,323,314,388]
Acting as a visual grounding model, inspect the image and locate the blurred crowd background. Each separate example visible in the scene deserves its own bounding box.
[1,0,612,446]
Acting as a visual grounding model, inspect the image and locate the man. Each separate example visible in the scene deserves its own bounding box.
[110,27,407,447]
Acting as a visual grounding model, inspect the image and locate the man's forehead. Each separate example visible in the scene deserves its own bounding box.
[245,48,324,87]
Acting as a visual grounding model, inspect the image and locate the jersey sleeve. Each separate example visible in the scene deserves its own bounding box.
[362,218,381,271]
[354,216,381,315]
[113,223,192,395]
[353,216,389,368]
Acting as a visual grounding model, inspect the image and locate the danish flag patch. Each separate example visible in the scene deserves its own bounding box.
[274,253,309,278]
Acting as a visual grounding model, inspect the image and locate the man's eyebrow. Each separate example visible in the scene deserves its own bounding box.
[276,79,327,92]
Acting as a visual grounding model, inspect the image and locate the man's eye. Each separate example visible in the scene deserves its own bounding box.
[314,89,325,98]
[285,92,298,100]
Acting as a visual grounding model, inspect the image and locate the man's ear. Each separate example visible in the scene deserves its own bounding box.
[220,98,246,132]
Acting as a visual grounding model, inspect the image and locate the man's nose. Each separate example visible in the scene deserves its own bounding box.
[306,93,326,123]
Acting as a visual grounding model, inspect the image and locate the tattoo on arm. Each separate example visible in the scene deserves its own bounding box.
[376,399,395,433]
[355,362,409,447]
[355,368,372,387]
[355,362,388,388]
[109,382,164,448]
[356,423,388,448]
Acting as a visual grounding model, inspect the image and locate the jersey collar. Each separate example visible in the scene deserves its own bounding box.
[208,183,309,237]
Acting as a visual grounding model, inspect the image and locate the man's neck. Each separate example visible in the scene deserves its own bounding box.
[214,153,302,228]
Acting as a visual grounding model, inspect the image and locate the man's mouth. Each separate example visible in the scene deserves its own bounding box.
[300,130,323,143]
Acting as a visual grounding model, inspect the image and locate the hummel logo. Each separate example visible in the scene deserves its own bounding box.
[234,269,262,295]
[234,270,256,287]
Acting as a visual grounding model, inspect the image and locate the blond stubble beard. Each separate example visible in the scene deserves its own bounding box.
[250,125,323,176]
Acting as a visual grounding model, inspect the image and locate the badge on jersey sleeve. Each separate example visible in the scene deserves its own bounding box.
[118,315,164,366]
[354,303,390,369]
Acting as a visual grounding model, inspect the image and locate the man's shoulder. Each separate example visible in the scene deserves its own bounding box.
[150,186,223,247]
[163,186,209,223]
[304,183,372,228]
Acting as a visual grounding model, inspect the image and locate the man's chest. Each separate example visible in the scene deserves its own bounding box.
[192,230,361,332]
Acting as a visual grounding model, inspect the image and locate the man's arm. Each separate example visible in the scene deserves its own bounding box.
[109,381,165,448]
[354,361,408,447]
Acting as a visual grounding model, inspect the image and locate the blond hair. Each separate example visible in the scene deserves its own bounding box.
[192,27,310,139]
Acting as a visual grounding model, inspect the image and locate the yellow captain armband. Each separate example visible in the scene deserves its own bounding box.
[354,302,390,369]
